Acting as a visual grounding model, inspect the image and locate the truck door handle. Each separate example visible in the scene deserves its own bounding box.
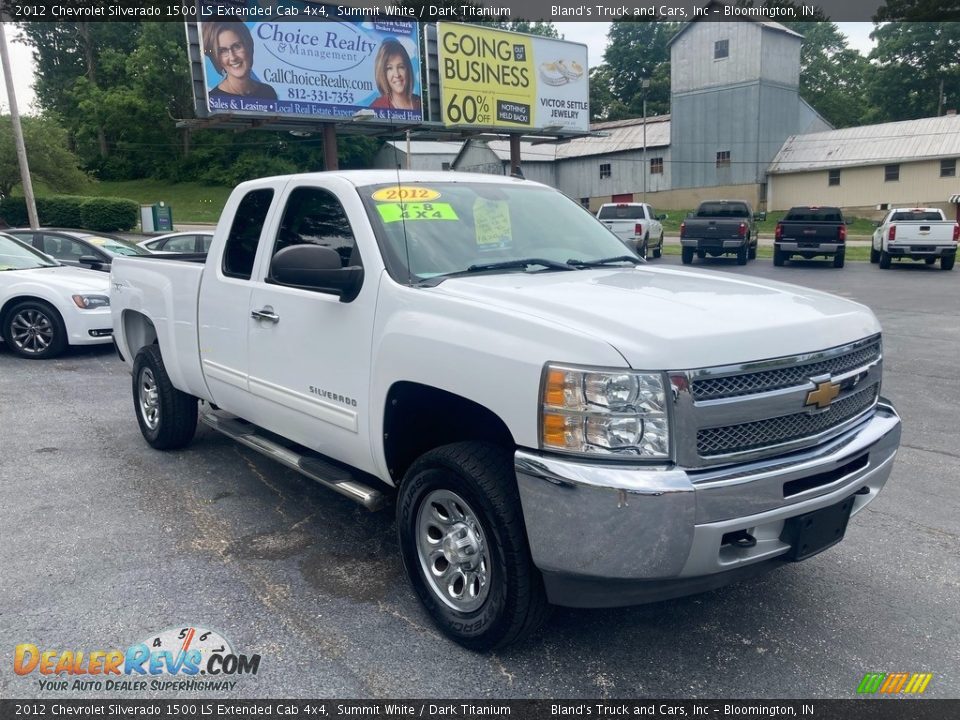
[251,308,280,323]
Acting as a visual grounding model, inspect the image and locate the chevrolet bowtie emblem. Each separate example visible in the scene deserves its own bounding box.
[805,379,840,409]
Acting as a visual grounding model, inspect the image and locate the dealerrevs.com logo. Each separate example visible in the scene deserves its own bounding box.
[14,626,260,692]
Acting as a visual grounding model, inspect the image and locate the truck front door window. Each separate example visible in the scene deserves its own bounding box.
[273,187,361,270]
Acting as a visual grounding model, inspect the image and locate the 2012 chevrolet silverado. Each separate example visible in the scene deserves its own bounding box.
[110,171,901,650]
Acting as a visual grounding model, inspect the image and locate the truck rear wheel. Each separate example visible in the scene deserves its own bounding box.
[681,247,694,265]
[653,235,663,259]
[397,442,549,651]
[773,248,786,267]
[879,251,892,269]
[833,250,845,268]
[132,345,198,450]
[942,253,956,271]
[736,245,748,265]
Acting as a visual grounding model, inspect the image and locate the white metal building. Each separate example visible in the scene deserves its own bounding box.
[372,141,463,172]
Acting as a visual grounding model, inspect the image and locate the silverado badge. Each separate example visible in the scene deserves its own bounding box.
[805,379,841,409]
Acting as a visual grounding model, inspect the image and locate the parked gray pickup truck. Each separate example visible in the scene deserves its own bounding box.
[680,200,762,265]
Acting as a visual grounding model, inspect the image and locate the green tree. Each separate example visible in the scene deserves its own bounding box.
[595,21,679,121]
[0,116,89,197]
[780,22,869,128]
[863,22,960,122]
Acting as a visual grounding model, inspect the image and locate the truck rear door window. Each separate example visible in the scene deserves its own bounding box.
[223,189,274,280]
[598,205,646,220]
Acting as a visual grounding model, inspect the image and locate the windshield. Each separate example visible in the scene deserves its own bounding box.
[696,202,750,218]
[361,182,638,283]
[598,205,646,220]
[84,235,151,256]
[0,234,59,270]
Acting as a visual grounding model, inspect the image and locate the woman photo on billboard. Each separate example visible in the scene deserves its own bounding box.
[372,38,421,112]
[203,21,277,100]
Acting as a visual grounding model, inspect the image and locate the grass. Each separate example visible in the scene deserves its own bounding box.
[83,180,230,225]
[659,244,873,262]
[658,209,876,238]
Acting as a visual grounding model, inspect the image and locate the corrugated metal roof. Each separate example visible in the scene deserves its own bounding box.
[769,115,960,174]
[667,3,803,46]
[384,140,464,155]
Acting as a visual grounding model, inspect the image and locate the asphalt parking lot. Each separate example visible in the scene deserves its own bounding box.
[1,256,958,700]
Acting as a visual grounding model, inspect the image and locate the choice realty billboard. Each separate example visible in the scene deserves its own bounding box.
[437,23,589,133]
[198,2,422,122]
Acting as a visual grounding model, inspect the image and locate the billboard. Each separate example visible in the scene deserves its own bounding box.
[198,3,422,122]
[437,23,589,132]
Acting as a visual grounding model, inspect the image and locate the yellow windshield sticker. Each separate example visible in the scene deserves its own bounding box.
[377,202,459,223]
[372,186,441,202]
[473,199,512,250]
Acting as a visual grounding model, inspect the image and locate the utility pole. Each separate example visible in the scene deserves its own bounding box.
[0,24,38,229]
[641,79,650,203]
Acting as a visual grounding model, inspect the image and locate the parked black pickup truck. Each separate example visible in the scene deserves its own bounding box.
[680,200,762,265]
[775,206,848,268]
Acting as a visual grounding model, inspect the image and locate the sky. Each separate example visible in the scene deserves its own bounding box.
[0,22,877,116]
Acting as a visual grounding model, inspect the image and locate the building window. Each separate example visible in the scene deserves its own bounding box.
[828,169,841,186]
[650,157,664,175]
[580,197,590,208]
[716,151,731,168]
[441,162,451,171]
[714,40,729,60]
[600,163,611,179]
[941,159,956,177]
[884,164,900,182]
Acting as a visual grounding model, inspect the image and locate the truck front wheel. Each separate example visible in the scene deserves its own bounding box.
[736,245,748,265]
[870,246,880,263]
[132,345,198,450]
[879,251,892,269]
[397,442,549,651]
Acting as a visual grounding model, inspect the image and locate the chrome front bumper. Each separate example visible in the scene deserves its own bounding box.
[515,400,901,607]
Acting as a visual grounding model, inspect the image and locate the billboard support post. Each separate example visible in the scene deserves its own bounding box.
[510,134,521,177]
[323,124,338,171]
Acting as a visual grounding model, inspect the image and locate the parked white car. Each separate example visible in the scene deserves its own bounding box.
[138,231,214,255]
[0,232,113,359]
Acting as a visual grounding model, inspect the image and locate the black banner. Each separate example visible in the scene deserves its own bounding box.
[2,0,960,23]
[1,700,957,720]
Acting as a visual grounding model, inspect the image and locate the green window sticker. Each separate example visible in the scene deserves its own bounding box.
[377,202,459,223]
[473,199,512,250]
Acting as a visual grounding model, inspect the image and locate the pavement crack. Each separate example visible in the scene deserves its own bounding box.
[489,653,515,687]
[900,444,960,461]
[234,445,293,520]
[376,600,443,640]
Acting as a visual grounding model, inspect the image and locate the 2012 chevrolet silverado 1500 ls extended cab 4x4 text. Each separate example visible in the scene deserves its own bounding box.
[111,172,901,650]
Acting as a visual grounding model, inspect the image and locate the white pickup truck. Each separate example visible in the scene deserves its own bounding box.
[111,171,901,650]
[871,207,958,270]
[596,202,666,259]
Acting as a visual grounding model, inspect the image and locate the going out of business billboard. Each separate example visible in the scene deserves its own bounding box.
[198,2,422,122]
[436,23,589,132]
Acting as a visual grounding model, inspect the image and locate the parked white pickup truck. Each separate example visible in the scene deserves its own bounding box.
[871,207,958,270]
[111,171,901,650]
[596,202,666,259]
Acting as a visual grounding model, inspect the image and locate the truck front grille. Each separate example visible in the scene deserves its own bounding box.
[691,339,881,401]
[697,385,879,457]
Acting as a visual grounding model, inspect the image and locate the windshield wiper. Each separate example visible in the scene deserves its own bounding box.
[466,257,577,273]
[566,255,643,268]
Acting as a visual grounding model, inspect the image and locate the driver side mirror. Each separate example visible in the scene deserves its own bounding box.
[269,244,363,303]
[656,214,668,221]
[755,212,767,222]
[78,255,104,267]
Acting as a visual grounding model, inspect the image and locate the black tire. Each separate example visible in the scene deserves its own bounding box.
[3,299,68,359]
[132,345,198,450]
[773,248,785,267]
[638,235,649,260]
[833,251,845,269]
[653,235,663,259]
[870,246,880,264]
[397,442,549,651]
[681,247,694,265]
[879,251,891,269]
[942,253,956,271]
[748,242,757,260]
[736,245,748,265]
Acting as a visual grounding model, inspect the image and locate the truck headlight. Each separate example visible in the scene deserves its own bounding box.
[72,294,110,309]
[540,364,670,458]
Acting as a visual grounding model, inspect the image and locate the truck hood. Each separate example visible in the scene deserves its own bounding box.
[16,266,110,293]
[432,266,879,369]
